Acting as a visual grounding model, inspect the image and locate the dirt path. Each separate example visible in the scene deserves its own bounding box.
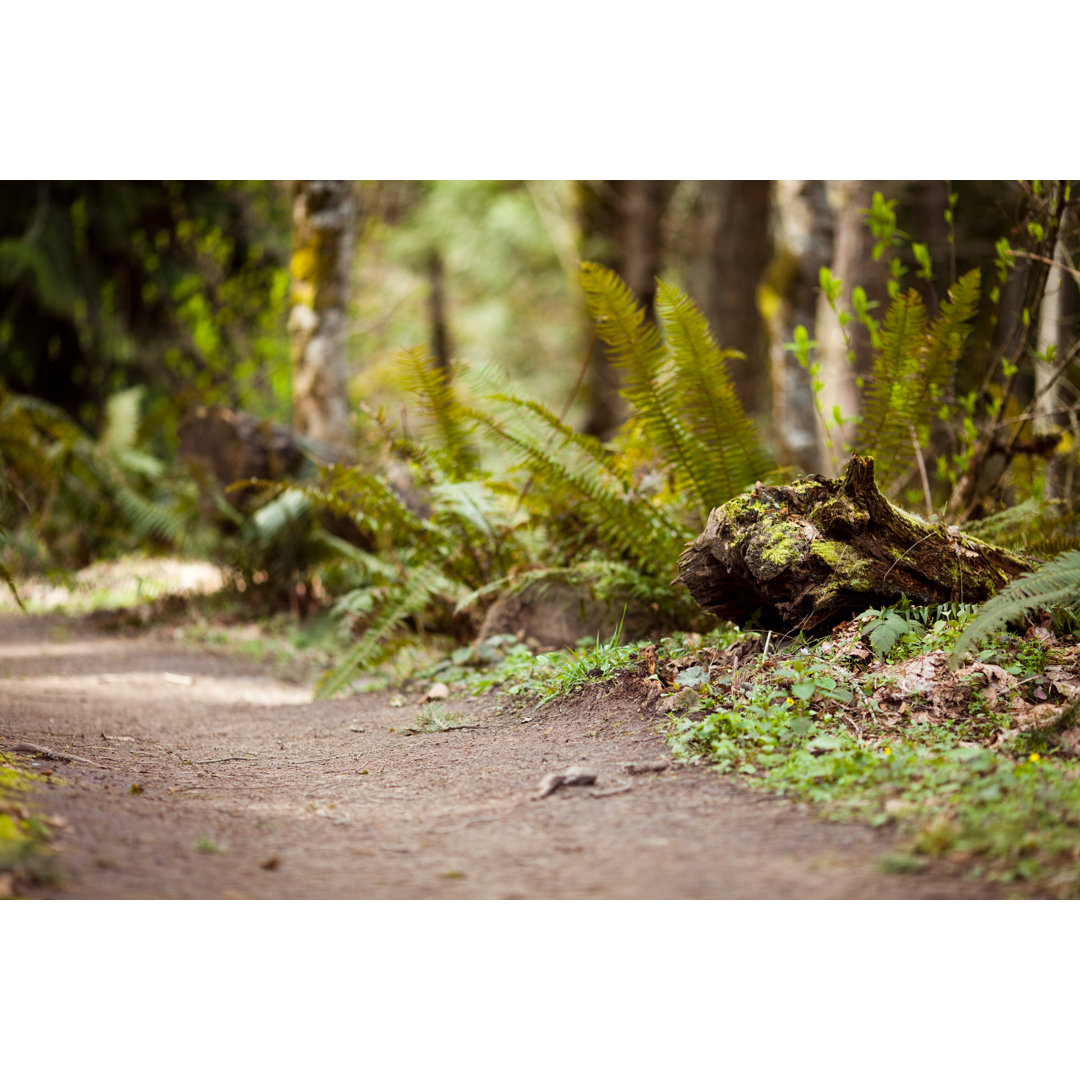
[0,614,1002,899]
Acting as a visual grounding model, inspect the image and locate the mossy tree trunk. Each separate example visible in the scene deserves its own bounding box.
[677,456,1033,632]
[288,180,355,450]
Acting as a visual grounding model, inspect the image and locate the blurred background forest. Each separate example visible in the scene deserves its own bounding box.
[1,180,1077,687]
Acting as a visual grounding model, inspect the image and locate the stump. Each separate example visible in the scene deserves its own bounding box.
[676,456,1033,631]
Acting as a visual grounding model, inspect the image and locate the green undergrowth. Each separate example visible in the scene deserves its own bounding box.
[651,606,1080,896]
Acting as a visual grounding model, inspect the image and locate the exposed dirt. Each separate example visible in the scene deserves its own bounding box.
[0,612,1004,899]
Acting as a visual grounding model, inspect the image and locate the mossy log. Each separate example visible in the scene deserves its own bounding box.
[676,456,1033,631]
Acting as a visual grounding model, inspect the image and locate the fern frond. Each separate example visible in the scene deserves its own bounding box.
[465,403,681,571]
[655,280,772,518]
[580,261,667,394]
[581,263,703,501]
[484,391,635,486]
[950,548,1080,664]
[963,496,1080,554]
[856,273,980,492]
[923,269,980,393]
[429,480,504,539]
[316,563,455,698]
[857,290,928,486]
[397,346,476,479]
[252,465,435,550]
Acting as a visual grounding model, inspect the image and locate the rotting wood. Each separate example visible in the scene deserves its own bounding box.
[676,455,1033,632]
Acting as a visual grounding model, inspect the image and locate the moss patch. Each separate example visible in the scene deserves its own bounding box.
[0,754,58,890]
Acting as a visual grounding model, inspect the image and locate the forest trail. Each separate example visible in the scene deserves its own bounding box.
[1,614,1002,899]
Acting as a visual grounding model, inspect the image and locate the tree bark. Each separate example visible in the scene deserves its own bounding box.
[288,180,355,450]
[764,180,833,473]
[814,181,893,472]
[676,455,1032,632]
[683,181,773,422]
[577,180,672,439]
[427,248,452,372]
[1035,214,1077,501]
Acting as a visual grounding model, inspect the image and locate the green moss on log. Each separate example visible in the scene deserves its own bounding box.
[676,455,1033,631]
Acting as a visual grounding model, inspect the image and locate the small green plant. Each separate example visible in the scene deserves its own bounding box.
[536,618,639,706]
[414,703,469,731]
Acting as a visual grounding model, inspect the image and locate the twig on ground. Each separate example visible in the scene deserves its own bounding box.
[589,783,634,797]
[532,765,597,799]
[402,724,481,736]
[10,742,107,769]
[195,756,256,764]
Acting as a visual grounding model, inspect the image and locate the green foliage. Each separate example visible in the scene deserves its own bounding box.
[964,499,1080,556]
[467,389,682,572]
[534,617,638,706]
[950,549,1080,665]
[317,563,459,698]
[859,605,927,659]
[411,703,470,732]
[0,382,197,570]
[398,346,477,480]
[296,264,769,695]
[0,181,291,433]
[583,263,771,525]
[0,755,56,885]
[856,270,981,490]
[661,612,1080,894]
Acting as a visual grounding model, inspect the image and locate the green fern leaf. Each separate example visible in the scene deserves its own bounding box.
[950,548,1080,665]
[857,272,980,492]
[655,280,771,518]
[857,289,928,486]
[466,402,681,571]
[316,564,454,698]
[923,269,980,393]
[397,347,476,479]
[581,263,701,502]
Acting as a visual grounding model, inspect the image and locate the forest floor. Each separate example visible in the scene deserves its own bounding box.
[0,598,1008,899]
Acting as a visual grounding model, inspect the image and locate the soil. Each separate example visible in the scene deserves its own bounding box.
[0,612,1004,899]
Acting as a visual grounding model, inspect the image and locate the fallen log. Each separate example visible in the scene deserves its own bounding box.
[676,455,1033,631]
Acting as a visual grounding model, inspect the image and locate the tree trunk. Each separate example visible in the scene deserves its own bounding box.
[676,455,1032,632]
[764,180,833,473]
[427,248,452,372]
[577,180,672,439]
[289,180,355,450]
[814,181,893,473]
[683,181,773,423]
